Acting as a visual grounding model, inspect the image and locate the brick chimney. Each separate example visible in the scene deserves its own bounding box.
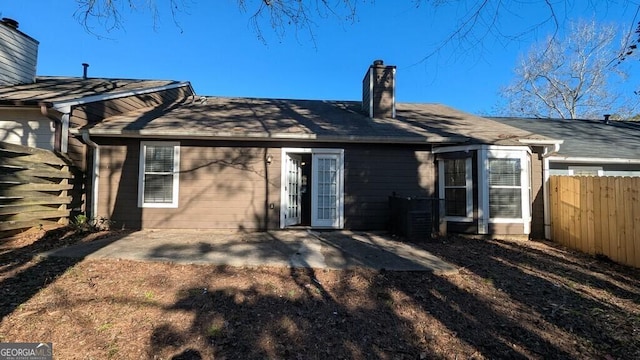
[0,18,39,85]
[362,60,396,119]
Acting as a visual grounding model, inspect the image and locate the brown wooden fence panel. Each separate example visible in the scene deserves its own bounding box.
[0,142,75,235]
[550,175,640,268]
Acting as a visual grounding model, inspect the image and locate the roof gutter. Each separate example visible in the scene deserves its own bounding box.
[518,138,563,155]
[81,130,100,221]
[546,156,640,164]
[72,129,469,145]
[50,81,193,109]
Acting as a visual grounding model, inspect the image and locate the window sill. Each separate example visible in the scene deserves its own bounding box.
[445,216,474,222]
[139,203,179,209]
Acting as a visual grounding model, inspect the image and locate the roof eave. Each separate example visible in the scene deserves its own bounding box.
[50,81,193,111]
[73,129,468,144]
[547,156,640,164]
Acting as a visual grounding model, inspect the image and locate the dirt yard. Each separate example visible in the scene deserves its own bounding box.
[1,227,639,359]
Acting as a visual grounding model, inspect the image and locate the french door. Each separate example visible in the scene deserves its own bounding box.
[281,149,344,229]
[311,152,343,228]
[284,154,302,226]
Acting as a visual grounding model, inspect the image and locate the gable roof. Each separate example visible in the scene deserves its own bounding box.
[84,96,559,145]
[0,76,191,109]
[490,117,640,162]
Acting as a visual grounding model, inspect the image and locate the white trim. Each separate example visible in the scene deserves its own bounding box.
[391,67,397,118]
[547,156,640,164]
[283,153,303,226]
[60,112,69,153]
[280,148,344,229]
[518,138,563,146]
[81,130,466,144]
[478,146,489,234]
[368,70,374,118]
[485,149,531,234]
[81,131,100,219]
[434,144,532,154]
[280,148,312,228]
[51,82,192,110]
[311,150,344,228]
[138,141,180,208]
[543,156,551,239]
[438,157,473,222]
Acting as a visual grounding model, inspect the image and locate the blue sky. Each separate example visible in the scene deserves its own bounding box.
[2,1,639,115]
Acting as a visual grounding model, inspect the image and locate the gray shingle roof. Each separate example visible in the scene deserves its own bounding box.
[490,117,640,160]
[0,76,188,106]
[85,96,558,145]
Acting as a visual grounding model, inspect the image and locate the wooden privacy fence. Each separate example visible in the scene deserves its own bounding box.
[550,176,640,268]
[0,141,74,235]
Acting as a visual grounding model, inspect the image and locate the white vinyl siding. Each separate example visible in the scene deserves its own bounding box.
[138,141,180,208]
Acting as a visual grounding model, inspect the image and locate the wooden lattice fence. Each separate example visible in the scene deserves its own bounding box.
[0,142,74,235]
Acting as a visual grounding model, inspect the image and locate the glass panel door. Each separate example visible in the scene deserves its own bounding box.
[285,154,302,226]
[311,152,343,228]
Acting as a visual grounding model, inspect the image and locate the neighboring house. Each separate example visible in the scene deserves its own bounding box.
[490,116,640,239]
[80,61,561,238]
[490,117,640,177]
[0,18,195,214]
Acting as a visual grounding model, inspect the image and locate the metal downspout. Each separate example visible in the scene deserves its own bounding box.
[82,131,100,220]
[542,143,561,240]
[40,104,69,153]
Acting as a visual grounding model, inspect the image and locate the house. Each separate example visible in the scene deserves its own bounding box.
[78,61,561,238]
[490,116,640,239]
[0,18,195,214]
[490,116,640,176]
[0,17,194,157]
[1,19,563,239]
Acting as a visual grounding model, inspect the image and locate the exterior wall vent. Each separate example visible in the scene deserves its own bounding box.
[83,63,90,79]
[362,60,396,119]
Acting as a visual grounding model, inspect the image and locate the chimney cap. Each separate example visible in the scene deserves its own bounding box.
[372,59,384,66]
[1,18,19,29]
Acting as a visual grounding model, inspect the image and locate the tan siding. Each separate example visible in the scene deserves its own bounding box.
[96,139,280,230]
[96,140,438,231]
[489,223,526,235]
[344,145,435,230]
[67,136,87,170]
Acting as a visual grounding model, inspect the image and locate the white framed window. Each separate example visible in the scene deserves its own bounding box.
[438,157,473,221]
[486,149,530,226]
[488,158,522,218]
[138,141,180,208]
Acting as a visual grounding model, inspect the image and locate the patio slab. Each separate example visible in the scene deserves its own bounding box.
[41,229,458,274]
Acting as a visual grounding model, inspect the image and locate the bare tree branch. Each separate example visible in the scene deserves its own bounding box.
[501,19,638,120]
